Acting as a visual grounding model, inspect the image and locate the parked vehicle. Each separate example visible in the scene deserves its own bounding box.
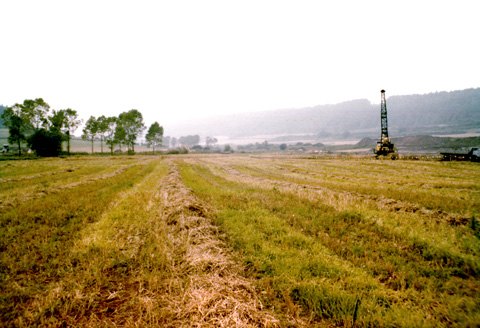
[441,147,480,162]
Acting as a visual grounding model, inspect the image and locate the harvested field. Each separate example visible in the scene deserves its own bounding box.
[1,154,479,327]
[158,164,279,327]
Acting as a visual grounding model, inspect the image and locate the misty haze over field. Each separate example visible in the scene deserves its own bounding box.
[163,88,480,144]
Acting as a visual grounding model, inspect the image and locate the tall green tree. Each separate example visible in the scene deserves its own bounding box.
[82,116,98,154]
[22,98,50,131]
[27,109,65,157]
[96,115,109,153]
[43,109,82,155]
[49,110,66,134]
[145,122,163,154]
[2,99,53,156]
[114,125,127,152]
[118,109,146,152]
[62,109,82,155]
[104,117,118,155]
[1,106,28,156]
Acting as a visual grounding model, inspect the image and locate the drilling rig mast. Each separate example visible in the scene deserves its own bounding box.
[375,90,397,158]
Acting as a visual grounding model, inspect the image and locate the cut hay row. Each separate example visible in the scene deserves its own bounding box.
[0,163,144,211]
[0,159,161,327]
[0,167,78,184]
[158,163,280,327]
[177,157,480,327]
[206,161,471,226]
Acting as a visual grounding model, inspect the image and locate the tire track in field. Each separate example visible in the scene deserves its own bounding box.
[159,164,279,328]
[206,162,471,226]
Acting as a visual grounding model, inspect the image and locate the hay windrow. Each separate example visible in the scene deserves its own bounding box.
[159,164,279,327]
[0,167,78,184]
[214,164,472,226]
[0,164,136,211]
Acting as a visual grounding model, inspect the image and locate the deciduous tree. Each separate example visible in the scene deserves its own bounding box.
[22,98,50,131]
[49,110,66,134]
[27,128,63,157]
[62,109,82,155]
[114,125,126,152]
[82,116,98,154]
[96,115,109,153]
[145,121,163,154]
[104,117,118,154]
[118,109,146,152]
[1,106,28,156]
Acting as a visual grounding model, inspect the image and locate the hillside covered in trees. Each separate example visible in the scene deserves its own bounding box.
[166,88,480,139]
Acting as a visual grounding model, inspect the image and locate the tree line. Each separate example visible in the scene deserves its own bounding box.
[1,98,163,157]
[81,111,162,155]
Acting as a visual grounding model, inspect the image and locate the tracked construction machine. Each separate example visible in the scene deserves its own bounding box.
[375,90,397,158]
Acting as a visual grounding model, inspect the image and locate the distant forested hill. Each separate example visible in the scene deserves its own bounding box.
[166,88,480,139]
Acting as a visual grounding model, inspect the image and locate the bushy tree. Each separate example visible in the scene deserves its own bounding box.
[27,110,70,156]
[114,125,127,152]
[22,98,50,131]
[1,106,28,156]
[118,109,146,152]
[27,129,63,157]
[49,110,66,133]
[2,99,52,156]
[32,108,81,155]
[145,122,163,154]
[2,99,81,157]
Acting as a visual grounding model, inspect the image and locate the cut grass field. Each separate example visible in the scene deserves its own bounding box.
[0,154,479,327]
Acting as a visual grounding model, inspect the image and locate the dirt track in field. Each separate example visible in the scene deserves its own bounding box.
[157,164,279,327]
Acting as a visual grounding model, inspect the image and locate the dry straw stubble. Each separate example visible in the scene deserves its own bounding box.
[159,164,279,328]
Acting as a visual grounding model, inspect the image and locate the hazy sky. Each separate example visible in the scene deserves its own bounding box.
[1,0,479,129]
